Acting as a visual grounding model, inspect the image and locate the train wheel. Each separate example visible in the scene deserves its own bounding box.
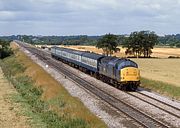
[129,84,137,91]
[132,85,138,91]
[118,85,127,91]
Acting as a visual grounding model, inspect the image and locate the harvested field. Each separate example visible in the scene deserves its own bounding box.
[0,67,30,128]
[36,45,180,58]
[151,48,180,58]
[132,58,180,87]
[63,45,180,58]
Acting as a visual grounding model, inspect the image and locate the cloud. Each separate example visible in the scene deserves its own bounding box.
[0,0,180,35]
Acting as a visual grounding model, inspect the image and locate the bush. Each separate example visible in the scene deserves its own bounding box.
[176,43,180,48]
[0,40,13,59]
[168,56,180,58]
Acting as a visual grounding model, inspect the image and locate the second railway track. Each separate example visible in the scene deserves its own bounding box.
[127,91,180,119]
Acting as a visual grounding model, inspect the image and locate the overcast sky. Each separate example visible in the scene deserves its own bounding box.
[0,0,180,36]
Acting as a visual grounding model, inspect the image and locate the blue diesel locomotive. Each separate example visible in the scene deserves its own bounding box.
[51,47,140,90]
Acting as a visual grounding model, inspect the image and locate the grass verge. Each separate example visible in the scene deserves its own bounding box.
[0,43,107,128]
[141,77,180,100]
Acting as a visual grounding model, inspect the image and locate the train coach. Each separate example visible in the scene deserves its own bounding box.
[51,47,104,74]
[51,46,140,90]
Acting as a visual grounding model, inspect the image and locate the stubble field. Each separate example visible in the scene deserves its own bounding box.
[132,58,180,87]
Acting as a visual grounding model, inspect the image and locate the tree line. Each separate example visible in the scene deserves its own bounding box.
[123,31,158,57]
[158,34,180,47]
[1,31,180,58]
[12,35,99,45]
[2,33,180,48]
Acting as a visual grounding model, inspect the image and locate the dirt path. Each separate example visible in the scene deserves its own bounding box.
[0,67,30,128]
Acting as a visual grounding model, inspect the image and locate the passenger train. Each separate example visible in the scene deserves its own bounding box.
[51,47,140,90]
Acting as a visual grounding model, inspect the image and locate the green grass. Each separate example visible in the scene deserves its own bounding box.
[0,55,26,77]
[5,71,88,127]
[141,77,180,100]
[10,93,47,128]
[0,55,103,128]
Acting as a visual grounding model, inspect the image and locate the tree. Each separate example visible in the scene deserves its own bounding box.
[96,33,119,56]
[123,31,143,57]
[0,40,13,59]
[123,31,158,57]
[140,31,158,57]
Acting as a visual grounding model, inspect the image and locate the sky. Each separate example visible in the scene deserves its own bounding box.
[0,0,180,36]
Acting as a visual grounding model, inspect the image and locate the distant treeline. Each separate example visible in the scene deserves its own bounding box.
[1,33,180,47]
[158,34,180,47]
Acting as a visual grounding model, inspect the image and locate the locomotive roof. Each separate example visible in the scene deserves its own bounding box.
[101,56,130,64]
[100,56,117,63]
[82,52,104,60]
[100,56,138,68]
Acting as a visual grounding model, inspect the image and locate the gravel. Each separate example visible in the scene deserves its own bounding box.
[139,87,180,109]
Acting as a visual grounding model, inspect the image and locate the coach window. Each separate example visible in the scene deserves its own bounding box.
[76,55,78,60]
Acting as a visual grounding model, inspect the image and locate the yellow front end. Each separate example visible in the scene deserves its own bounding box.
[120,67,140,82]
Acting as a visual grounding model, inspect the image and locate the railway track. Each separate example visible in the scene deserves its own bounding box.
[127,91,180,119]
[17,42,172,128]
